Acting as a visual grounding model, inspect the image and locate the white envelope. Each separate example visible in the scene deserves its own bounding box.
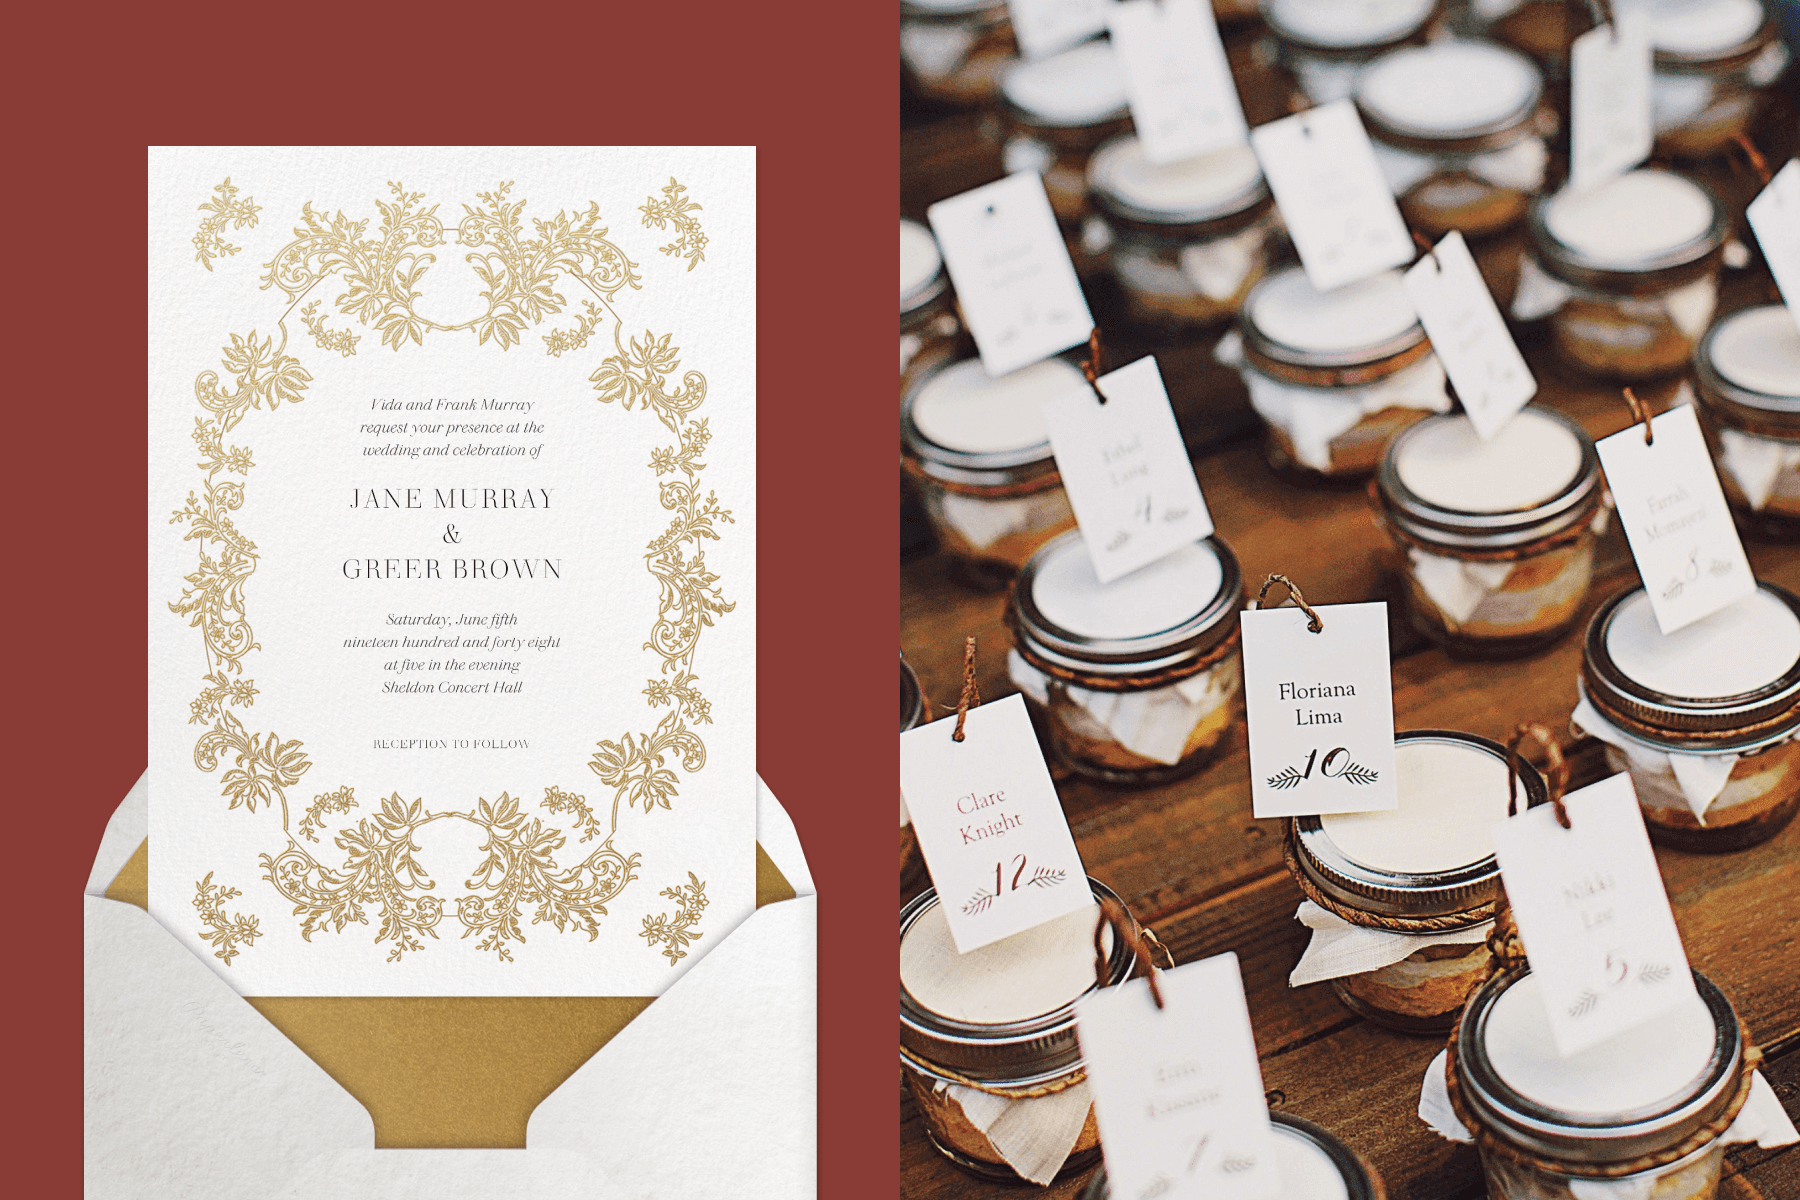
[85,772,815,1198]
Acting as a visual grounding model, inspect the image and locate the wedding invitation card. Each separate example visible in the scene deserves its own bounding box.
[148,146,755,995]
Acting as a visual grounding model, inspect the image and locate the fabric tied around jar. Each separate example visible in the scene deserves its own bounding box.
[1402,501,1608,626]
[1417,1049,1799,1168]
[1718,428,1800,512]
[1511,261,1718,343]
[941,1077,1094,1186]
[902,24,980,81]
[939,491,1049,551]
[1238,354,1453,474]
[1288,900,1491,986]
[1008,649,1237,766]
[1571,694,1743,824]
[1370,136,1548,199]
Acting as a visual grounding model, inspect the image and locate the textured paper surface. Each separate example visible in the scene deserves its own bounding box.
[148,147,756,996]
[1043,356,1214,583]
[1747,159,1800,333]
[1403,232,1536,441]
[1108,0,1248,165]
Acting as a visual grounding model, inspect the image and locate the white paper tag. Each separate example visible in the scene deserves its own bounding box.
[900,694,1091,953]
[1249,101,1412,292]
[929,172,1096,378]
[1043,356,1215,583]
[1747,159,1800,334]
[1569,14,1653,193]
[1597,403,1754,635]
[1007,0,1114,60]
[1108,0,1249,166]
[1403,231,1537,440]
[1077,953,1280,1200]
[1240,600,1399,818]
[1492,773,1696,1057]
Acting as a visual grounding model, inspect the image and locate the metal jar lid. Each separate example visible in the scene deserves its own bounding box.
[902,0,1008,19]
[900,877,1139,1084]
[1375,410,1601,552]
[1580,582,1800,750]
[1696,304,1800,419]
[1000,40,1130,130]
[1292,730,1546,919]
[1081,1111,1383,1200]
[900,218,948,320]
[1652,4,1776,72]
[1264,0,1440,54]
[901,354,1064,488]
[1455,966,1743,1165]
[1354,40,1544,153]
[901,655,927,732]
[1087,134,1273,234]
[1239,266,1429,378]
[1010,530,1245,680]
[1527,170,1729,296]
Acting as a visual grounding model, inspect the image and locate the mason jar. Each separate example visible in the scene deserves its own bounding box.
[1575,582,1800,853]
[1008,531,1246,787]
[1288,730,1546,1033]
[900,655,929,885]
[1694,304,1800,539]
[1374,409,1603,657]
[902,355,1083,590]
[1519,169,1729,380]
[1001,40,1131,244]
[1649,0,1790,161]
[900,0,1017,108]
[1227,265,1451,480]
[900,879,1142,1184]
[1263,0,1444,107]
[1082,1111,1387,1200]
[1452,966,1752,1200]
[901,217,961,387]
[1086,135,1280,328]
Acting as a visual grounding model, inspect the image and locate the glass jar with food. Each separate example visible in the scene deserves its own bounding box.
[1694,304,1800,539]
[901,0,1017,108]
[1082,1110,1385,1200]
[900,654,929,886]
[901,217,962,387]
[1263,0,1443,107]
[1648,0,1789,161]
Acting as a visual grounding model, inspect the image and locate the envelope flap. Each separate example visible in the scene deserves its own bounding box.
[87,771,147,896]
[757,774,813,897]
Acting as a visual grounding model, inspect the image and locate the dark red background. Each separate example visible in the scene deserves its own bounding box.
[11,7,894,1194]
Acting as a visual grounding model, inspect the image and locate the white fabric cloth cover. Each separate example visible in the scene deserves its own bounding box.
[1288,901,1491,987]
[1718,428,1800,511]
[1571,694,1738,824]
[1239,354,1452,474]
[1008,649,1237,766]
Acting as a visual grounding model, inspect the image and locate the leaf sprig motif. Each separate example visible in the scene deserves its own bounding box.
[639,178,706,271]
[194,872,261,965]
[194,178,261,272]
[641,873,709,965]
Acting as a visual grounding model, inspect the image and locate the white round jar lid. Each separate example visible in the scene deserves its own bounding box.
[900,218,943,309]
[1485,973,1718,1115]
[909,357,1083,455]
[1002,40,1129,126]
[1031,537,1226,640]
[1088,136,1266,223]
[1249,267,1419,355]
[900,899,1104,1024]
[1266,0,1438,49]
[1320,735,1512,875]
[1394,410,1585,513]
[1357,41,1540,138]
[1709,306,1800,399]
[1542,171,1716,268]
[1272,1124,1352,1200]
[1650,0,1765,57]
[1605,588,1800,699]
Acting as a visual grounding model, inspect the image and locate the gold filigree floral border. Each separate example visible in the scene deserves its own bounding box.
[193,178,261,272]
[639,178,706,272]
[171,179,733,963]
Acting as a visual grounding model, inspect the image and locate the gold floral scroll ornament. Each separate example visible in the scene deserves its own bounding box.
[193,178,261,272]
[639,178,706,271]
[172,180,732,963]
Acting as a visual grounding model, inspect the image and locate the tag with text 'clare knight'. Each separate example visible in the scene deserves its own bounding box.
[1597,402,1753,635]
[1403,231,1537,440]
[1249,100,1412,293]
[1108,0,1248,166]
[929,172,1095,379]
[1748,159,1800,333]
[1006,0,1112,60]
[1492,773,1696,1058]
[900,694,1090,954]
[1077,953,1279,1200]
[1240,600,1398,818]
[1042,355,1214,583]
[1569,13,1652,192]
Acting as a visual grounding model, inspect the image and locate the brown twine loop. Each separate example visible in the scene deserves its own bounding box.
[1283,822,1496,932]
[1622,386,1654,446]
[951,636,980,743]
[1094,895,1166,1009]
[1081,327,1108,404]
[1507,722,1571,828]
[1251,574,1324,633]
[1411,229,1439,270]
[1732,133,1773,187]
[898,1044,1089,1099]
[1588,0,1618,40]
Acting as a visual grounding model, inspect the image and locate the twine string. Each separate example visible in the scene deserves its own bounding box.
[1622,386,1654,446]
[1732,133,1773,186]
[1081,327,1108,405]
[1252,573,1325,633]
[1507,722,1570,828]
[1411,229,1439,271]
[1093,894,1166,1009]
[952,636,980,743]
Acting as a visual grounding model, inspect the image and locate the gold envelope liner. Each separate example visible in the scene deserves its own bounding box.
[106,839,798,1148]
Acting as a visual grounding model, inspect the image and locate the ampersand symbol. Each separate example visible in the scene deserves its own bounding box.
[443,525,461,544]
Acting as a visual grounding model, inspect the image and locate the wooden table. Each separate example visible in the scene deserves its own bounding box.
[900,97,1800,1200]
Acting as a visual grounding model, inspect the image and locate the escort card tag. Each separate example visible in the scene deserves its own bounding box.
[1007,0,1114,60]
[1492,773,1697,1058]
[1747,159,1800,333]
[1076,953,1279,1200]
[1042,355,1215,583]
[1569,12,1652,192]
[901,694,1091,953]
[929,172,1096,378]
[1597,402,1754,635]
[1240,600,1399,818]
[1108,0,1249,165]
[1402,231,1537,440]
